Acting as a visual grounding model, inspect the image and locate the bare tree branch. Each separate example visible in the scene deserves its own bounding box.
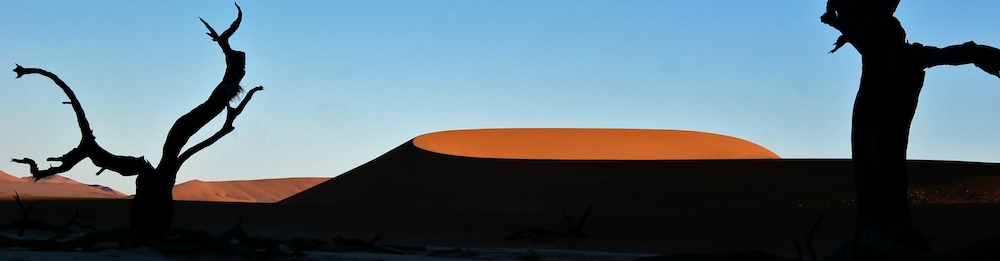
[200,3,242,51]
[11,146,87,179]
[914,41,1000,77]
[13,65,93,139]
[177,86,264,164]
[220,3,243,42]
[87,143,153,176]
[11,66,154,179]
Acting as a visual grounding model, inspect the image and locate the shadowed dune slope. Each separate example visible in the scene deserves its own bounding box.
[0,172,128,199]
[414,128,780,160]
[282,137,1000,207]
[173,178,328,203]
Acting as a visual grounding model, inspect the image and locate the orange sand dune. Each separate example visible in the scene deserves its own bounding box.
[0,170,21,182]
[284,129,1000,208]
[273,130,1000,254]
[2,168,326,202]
[172,178,328,203]
[0,172,128,200]
[414,128,780,160]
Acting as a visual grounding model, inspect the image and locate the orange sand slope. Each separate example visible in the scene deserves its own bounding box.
[0,170,20,182]
[172,178,328,203]
[414,128,780,160]
[0,171,127,199]
[1,169,326,203]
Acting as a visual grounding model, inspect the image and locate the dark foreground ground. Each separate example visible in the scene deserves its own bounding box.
[2,199,998,258]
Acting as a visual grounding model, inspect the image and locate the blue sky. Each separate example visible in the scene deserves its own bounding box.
[4,1,1000,194]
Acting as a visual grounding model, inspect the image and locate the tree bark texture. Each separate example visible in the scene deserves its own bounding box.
[11,3,263,246]
[822,0,1000,254]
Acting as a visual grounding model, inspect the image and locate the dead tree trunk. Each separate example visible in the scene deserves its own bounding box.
[11,4,263,246]
[822,0,1000,255]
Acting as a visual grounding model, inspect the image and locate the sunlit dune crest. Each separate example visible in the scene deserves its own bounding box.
[173,178,329,203]
[413,128,780,160]
[0,172,128,199]
[0,170,21,182]
[21,175,79,184]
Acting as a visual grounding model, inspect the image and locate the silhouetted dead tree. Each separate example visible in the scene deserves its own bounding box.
[10,192,42,237]
[1,192,97,239]
[561,202,592,238]
[10,3,263,246]
[504,203,593,241]
[822,0,1000,257]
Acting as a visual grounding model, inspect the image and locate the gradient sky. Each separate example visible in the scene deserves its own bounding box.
[4,1,1000,195]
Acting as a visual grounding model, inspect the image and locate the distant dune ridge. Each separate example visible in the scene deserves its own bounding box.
[0,171,127,199]
[1,168,327,202]
[0,170,20,182]
[172,178,329,203]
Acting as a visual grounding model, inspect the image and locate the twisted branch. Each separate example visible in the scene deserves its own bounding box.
[10,66,154,179]
[13,65,92,139]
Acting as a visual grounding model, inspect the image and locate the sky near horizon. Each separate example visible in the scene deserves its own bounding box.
[4,1,1000,194]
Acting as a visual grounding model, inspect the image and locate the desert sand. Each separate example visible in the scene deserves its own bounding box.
[0,170,327,203]
[0,170,20,182]
[172,178,328,203]
[0,172,127,200]
[3,129,1000,260]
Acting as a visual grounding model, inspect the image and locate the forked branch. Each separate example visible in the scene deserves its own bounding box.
[13,65,93,139]
[200,3,243,51]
